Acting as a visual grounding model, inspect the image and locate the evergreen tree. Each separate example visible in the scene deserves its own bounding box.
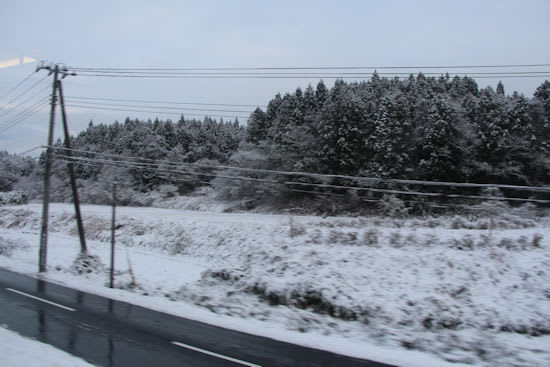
[315,80,328,105]
[496,81,505,96]
[533,81,550,152]
[303,84,317,111]
[365,96,413,179]
[319,80,369,174]
[416,97,462,181]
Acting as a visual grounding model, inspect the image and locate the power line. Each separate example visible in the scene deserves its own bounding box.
[0,99,50,132]
[46,145,550,194]
[0,96,50,128]
[63,104,250,120]
[55,157,375,206]
[6,157,39,167]
[66,95,266,108]
[64,100,255,114]
[0,74,50,111]
[54,155,282,185]
[0,84,51,119]
[0,102,49,133]
[285,181,550,204]
[15,146,42,156]
[285,188,471,211]
[66,63,550,80]
[145,173,514,212]
[66,63,550,71]
[52,153,550,204]
[64,70,550,76]
[0,70,37,101]
[69,72,550,80]
[0,147,41,177]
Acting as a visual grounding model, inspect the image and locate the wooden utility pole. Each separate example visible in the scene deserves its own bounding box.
[37,63,76,272]
[38,65,59,272]
[58,79,87,253]
[110,184,116,288]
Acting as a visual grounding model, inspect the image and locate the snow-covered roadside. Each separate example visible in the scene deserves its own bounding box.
[0,324,95,367]
[0,203,549,367]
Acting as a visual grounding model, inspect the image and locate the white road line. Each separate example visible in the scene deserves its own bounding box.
[6,288,76,312]
[171,341,262,367]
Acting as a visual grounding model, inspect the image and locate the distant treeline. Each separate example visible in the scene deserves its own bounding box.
[2,74,550,210]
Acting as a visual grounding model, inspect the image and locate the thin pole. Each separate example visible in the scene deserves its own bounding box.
[58,79,87,253]
[110,184,116,288]
[38,66,59,273]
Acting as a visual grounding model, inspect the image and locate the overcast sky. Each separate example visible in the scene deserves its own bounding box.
[1,0,549,155]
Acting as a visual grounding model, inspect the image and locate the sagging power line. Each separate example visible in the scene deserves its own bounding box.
[63,104,249,120]
[64,100,254,114]
[67,73,550,79]
[50,151,550,205]
[0,70,52,132]
[45,145,550,194]
[65,95,266,108]
[66,63,550,71]
[0,84,51,119]
[0,74,49,111]
[61,95,264,121]
[0,97,51,133]
[0,70,37,101]
[64,62,550,80]
[66,70,550,76]
[45,144,550,207]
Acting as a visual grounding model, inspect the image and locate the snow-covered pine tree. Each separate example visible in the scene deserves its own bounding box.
[416,96,462,181]
[318,80,368,175]
[246,108,269,143]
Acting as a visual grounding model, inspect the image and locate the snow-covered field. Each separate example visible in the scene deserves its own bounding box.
[0,203,549,367]
[0,324,94,367]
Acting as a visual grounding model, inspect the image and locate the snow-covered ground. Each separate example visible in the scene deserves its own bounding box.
[0,324,94,367]
[0,203,549,367]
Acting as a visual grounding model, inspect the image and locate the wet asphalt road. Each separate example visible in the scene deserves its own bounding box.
[0,268,395,367]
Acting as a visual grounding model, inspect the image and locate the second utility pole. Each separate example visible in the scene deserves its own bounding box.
[110,184,116,288]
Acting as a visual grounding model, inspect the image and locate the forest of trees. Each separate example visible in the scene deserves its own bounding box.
[2,74,550,211]
[246,75,549,185]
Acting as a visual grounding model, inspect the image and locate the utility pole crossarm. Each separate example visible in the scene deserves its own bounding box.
[36,62,77,78]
